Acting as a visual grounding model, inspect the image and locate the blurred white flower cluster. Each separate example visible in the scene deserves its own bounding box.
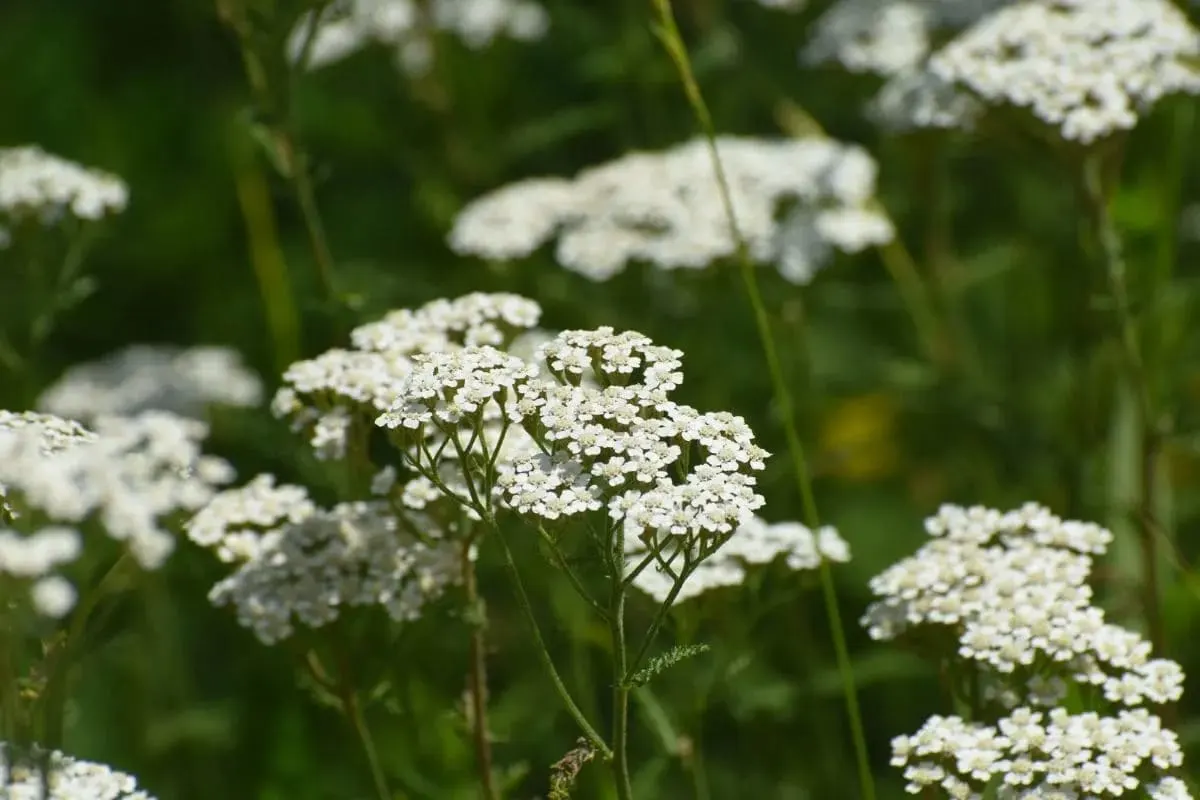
[0,413,93,616]
[803,0,1001,131]
[892,707,1189,798]
[627,515,850,604]
[38,344,262,422]
[449,136,894,285]
[0,410,94,455]
[187,477,460,644]
[289,0,548,76]
[0,145,128,223]
[0,410,233,618]
[929,0,1200,143]
[1,743,156,799]
[864,503,1184,708]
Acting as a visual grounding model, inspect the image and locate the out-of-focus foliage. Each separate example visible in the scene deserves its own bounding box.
[2,0,1200,797]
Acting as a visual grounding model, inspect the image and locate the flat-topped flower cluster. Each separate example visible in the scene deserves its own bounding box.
[868,503,1190,797]
[807,0,1200,141]
[1,742,157,800]
[1,409,232,619]
[191,292,830,643]
[449,136,894,285]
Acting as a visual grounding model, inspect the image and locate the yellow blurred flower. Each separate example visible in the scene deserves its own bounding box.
[818,392,900,481]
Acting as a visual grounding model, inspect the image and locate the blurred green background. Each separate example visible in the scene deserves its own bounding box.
[4,0,1200,797]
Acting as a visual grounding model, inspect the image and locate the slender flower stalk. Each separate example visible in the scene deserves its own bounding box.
[492,518,613,759]
[229,128,301,372]
[648,3,876,798]
[343,684,393,800]
[609,523,635,800]
[304,649,394,800]
[287,4,340,307]
[1083,153,1165,654]
[39,553,135,749]
[462,540,499,800]
[218,0,341,313]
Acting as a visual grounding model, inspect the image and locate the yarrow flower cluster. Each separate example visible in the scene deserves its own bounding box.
[289,0,548,76]
[273,293,542,460]
[494,329,769,554]
[38,344,263,422]
[892,708,1190,798]
[627,514,850,604]
[929,0,1200,143]
[187,477,460,644]
[0,411,234,575]
[0,410,94,523]
[0,743,156,799]
[449,136,894,285]
[0,411,94,454]
[802,0,1000,131]
[863,503,1184,709]
[803,0,985,76]
[0,146,128,223]
[372,320,774,606]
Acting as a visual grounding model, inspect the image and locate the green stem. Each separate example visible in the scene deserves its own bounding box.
[1083,154,1163,653]
[342,684,393,800]
[876,235,947,369]
[288,3,340,310]
[610,530,634,800]
[290,154,339,307]
[462,541,499,800]
[0,621,17,744]
[228,126,301,373]
[649,4,876,798]
[492,520,612,759]
[40,553,134,748]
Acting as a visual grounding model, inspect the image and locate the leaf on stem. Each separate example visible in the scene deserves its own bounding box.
[629,643,710,687]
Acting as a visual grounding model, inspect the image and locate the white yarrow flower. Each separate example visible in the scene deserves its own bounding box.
[627,515,850,604]
[0,146,128,222]
[0,744,157,799]
[1,411,234,570]
[289,0,548,75]
[39,344,262,422]
[930,0,1200,143]
[193,480,461,644]
[450,137,894,285]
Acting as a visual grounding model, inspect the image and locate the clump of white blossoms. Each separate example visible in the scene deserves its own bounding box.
[0,411,94,456]
[187,477,460,645]
[272,292,542,460]
[0,526,82,618]
[289,0,548,76]
[863,503,1184,709]
[892,707,1189,798]
[1,743,157,799]
[0,146,128,223]
[0,410,95,522]
[0,411,234,572]
[929,0,1200,143]
[627,514,850,604]
[802,0,1000,131]
[38,344,263,422]
[449,136,894,285]
[379,324,773,610]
